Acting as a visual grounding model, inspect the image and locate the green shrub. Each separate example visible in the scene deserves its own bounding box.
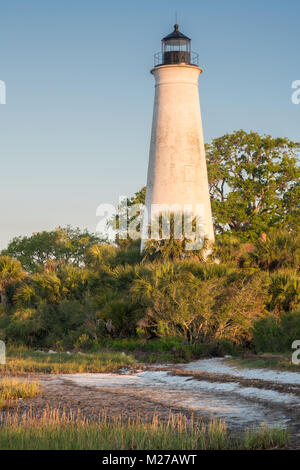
[252,310,300,353]
[250,229,300,271]
[211,234,242,265]
[131,266,267,346]
[5,308,44,346]
[267,270,300,313]
[280,311,300,346]
[3,297,105,349]
[99,300,142,337]
[252,316,283,352]
[201,339,240,357]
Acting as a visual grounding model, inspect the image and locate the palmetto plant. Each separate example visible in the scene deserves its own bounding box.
[0,256,26,309]
[250,229,300,271]
[14,272,61,307]
[58,265,92,299]
[131,261,267,344]
[14,265,95,308]
[142,212,209,262]
[131,264,218,342]
[85,243,118,270]
[268,270,300,313]
[210,234,242,264]
[13,284,36,308]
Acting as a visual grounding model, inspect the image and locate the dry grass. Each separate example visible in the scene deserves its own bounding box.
[228,354,300,372]
[0,377,40,410]
[0,408,289,450]
[1,347,136,374]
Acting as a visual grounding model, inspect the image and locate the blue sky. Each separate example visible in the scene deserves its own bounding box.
[0,0,299,248]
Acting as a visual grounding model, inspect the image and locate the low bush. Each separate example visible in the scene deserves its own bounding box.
[252,309,300,353]
[249,229,300,271]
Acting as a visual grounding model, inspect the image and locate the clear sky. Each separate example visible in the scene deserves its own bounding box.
[0,0,299,248]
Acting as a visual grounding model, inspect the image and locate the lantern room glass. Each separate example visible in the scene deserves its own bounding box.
[162,29,191,65]
[163,38,190,53]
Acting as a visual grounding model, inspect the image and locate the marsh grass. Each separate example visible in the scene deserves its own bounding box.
[0,408,289,450]
[0,377,40,410]
[1,346,136,374]
[228,354,300,372]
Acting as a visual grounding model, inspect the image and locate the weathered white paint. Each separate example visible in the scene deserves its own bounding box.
[141,64,214,250]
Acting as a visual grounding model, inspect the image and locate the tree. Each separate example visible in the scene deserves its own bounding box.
[0,256,26,309]
[113,187,146,248]
[129,187,146,206]
[2,226,103,273]
[206,130,300,240]
[121,132,299,242]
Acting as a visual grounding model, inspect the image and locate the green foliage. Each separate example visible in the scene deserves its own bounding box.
[84,243,118,270]
[3,347,135,374]
[2,226,102,273]
[114,241,142,265]
[206,130,300,240]
[85,241,142,269]
[105,336,185,352]
[143,212,209,262]
[252,310,300,353]
[229,354,300,371]
[2,297,104,349]
[249,229,300,271]
[0,256,26,309]
[99,300,141,337]
[131,262,267,345]
[112,187,146,248]
[0,226,299,353]
[267,270,300,313]
[5,308,44,346]
[211,234,242,264]
[104,336,239,361]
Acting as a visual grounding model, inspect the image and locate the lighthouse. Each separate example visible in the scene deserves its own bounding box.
[141,24,214,251]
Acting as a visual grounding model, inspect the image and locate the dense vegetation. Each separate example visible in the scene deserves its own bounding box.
[0,131,299,357]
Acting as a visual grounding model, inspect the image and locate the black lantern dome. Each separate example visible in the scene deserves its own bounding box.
[154,25,199,67]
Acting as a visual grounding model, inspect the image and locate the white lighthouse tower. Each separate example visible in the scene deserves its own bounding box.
[142,24,214,250]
